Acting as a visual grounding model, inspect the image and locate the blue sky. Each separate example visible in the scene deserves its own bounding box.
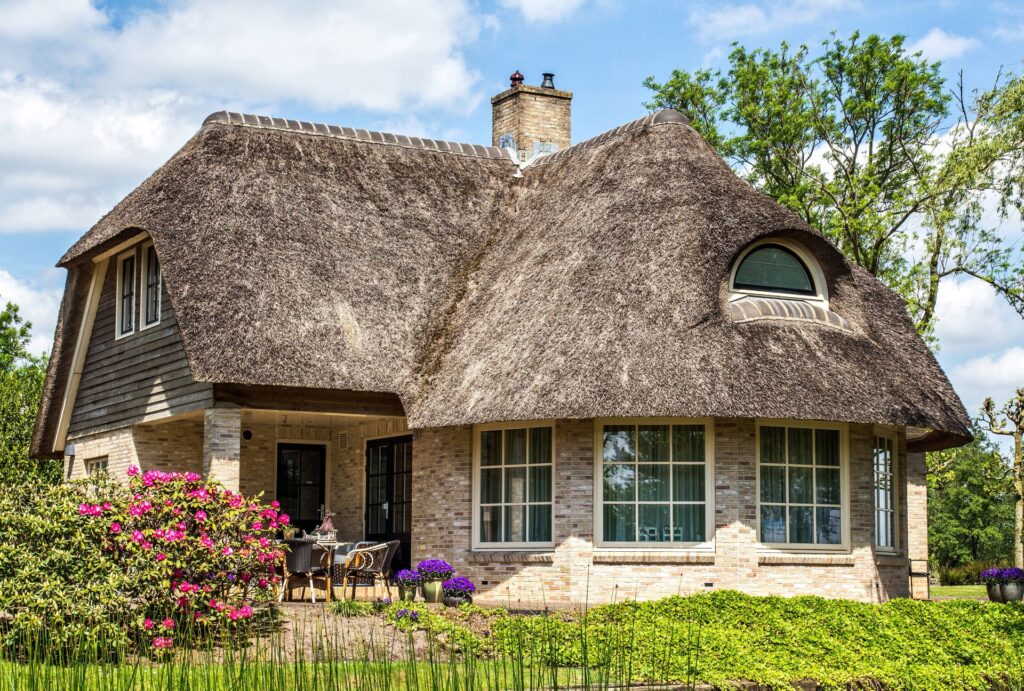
[0,0,1022,429]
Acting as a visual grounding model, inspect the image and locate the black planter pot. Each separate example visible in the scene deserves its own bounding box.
[988,582,1005,603]
[1002,582,1024,602]
[443,595,472,608]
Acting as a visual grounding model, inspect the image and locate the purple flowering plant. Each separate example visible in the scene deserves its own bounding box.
[416,559,454,580]
[981,567,1004,584]
[1003,567,1024,583]
[393,568,420,586]
[395,608,420,622]
[442,576,476,597]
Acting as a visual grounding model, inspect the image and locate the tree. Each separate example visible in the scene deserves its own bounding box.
[644,32,1024,340]
[982,389,1024,568]
[0,301,57,485]
[927,426,1014,568]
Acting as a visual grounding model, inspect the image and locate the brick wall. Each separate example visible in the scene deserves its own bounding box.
[64,418,203,481]
[412,419,918,606]
[203,408,241,491]
[491,84,571,160]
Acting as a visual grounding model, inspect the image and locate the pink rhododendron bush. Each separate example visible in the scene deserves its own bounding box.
[0,468,285,659]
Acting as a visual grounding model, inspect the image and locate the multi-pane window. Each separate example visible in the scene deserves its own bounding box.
[144,244,161,327]
[600,423,708,544]
[874,436,896,550]
[85,457,108,477]
[117,252,136,336]
[759,425,843,546]
[477,426,553,546]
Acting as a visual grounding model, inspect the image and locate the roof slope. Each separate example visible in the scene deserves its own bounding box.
[33,109,971,456]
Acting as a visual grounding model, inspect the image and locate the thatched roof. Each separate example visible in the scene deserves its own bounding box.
[33,109,971,456]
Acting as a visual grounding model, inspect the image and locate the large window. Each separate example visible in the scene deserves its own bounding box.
[474,423,553,548]
[142,243,161,328]
[874,435,897,551]
[733,243,817,297]
[758,424,844,547]
[597,420,711,546]
[116,250,136,338]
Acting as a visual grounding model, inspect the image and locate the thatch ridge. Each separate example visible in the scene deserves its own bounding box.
[33,108,972,457]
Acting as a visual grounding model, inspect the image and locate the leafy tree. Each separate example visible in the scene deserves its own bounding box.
[644,32,1024,340]
[982,388,1024,567]
[0,301,57,484]
[927,425,1014,568]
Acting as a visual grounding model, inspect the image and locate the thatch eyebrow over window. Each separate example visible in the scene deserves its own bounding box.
[734,243,817,297]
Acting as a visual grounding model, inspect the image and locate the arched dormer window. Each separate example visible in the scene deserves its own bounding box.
[730,241,826,302]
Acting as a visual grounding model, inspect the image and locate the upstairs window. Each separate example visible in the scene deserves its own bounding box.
[116,250,136,338]
[733,243,817,297]
[142,243,161,328]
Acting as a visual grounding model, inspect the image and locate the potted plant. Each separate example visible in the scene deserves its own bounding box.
[393,569,420,602]
[441,576,476,607]
[416,559,454,603]
[982,567,1005,603]
[1003,568,1024,602]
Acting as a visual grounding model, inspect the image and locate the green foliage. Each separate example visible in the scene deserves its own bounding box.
[0,471,285,659]
[644,33,1024,340]
[0,301,57,485]
[329,600,375,618]
[936,561,1009,586]
[928,427,1015,568]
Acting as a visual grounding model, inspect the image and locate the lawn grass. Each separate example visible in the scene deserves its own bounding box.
[931,584,987,599]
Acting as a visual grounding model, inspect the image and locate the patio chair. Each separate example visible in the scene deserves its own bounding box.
[279,538,331,603]
[335,540,401,601]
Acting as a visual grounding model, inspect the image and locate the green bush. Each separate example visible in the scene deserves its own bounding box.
[0,469,285,659]
[936,560,1009,585]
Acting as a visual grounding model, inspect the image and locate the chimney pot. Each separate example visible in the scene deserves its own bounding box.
[510,70,524,87]
[541,72,555,89]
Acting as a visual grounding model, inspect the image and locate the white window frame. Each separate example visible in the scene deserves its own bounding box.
[140,241,162,330]
[873,429,899,553]
[85,457,108,477]
[114,248,137,340]
[593,417,715,551]
[755,419,851,553]
[472,420,556,551]
[728,238,829,307]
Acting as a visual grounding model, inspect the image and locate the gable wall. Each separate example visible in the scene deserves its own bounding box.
[67,244,213,439]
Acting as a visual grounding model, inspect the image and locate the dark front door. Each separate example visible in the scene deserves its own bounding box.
[277,443,326,535]
[365,435,413,571]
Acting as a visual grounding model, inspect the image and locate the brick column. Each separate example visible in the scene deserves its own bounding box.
[203,407,241,492]
[905,450,929,599]
[714,419,759,586]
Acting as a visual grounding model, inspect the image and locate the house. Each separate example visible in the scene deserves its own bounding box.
[31,72,970,604]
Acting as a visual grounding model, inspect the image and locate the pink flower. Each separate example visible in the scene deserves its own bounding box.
[141,541,153,551]
[278,514,290,526]
[221,546,233,556]
[127,465,139,476]
[109,522,121,534]
[270,500,280,509]
[143,618,154,630]
[257,578,269,589]
[155,553,166,562]
[101,502,112,511]
[185,472,201,482]
[152,637,173,649]
[131,530,145,543]
[194,510,207,522]
[162,618,175,630]
[251,521,263,531]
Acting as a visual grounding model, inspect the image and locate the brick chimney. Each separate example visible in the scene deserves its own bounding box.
[492,71,572,161]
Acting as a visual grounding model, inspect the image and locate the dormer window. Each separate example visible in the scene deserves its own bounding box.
[734,243,816,296]
[142,242,161,328]
[115,250,136,339]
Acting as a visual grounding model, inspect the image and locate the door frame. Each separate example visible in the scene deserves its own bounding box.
[274,439,332,519]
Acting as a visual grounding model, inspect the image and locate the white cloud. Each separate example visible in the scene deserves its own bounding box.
[948,347,1024,421]
[907,28,979,62]
[501,0,586,22]
[934,278,1024,358]
[0,269,63,357]
[992,2,1024,40]
[689,0,861,42]
[0,0,104,41]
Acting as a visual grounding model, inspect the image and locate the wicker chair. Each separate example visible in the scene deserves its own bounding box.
[279,539,331,603]
[334,540,401,601]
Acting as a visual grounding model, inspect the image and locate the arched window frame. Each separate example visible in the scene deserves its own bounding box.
[728,239,829,306]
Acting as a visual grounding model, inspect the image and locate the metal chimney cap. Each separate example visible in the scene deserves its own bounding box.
[541,72,555,89]
[510,70,525,87]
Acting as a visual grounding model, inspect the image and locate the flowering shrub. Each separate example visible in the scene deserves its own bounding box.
[981,567,1004,584]
[416,559,454,581]
[441,576,476,597]
[393,568,420,587]
[0,469,286,658]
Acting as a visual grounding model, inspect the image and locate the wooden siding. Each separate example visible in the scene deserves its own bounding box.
[68,246,212,438]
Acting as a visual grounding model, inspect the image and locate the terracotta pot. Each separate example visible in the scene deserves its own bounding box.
[421,580,444,603]
[1001,582,1024,602]
[988,583,1005,603]
[397,584,417,602]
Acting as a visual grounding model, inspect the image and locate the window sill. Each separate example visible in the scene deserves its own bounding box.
[592,551,715,565]
[468,552,555,565]
[758,553,854,566]
[874,553,906,565]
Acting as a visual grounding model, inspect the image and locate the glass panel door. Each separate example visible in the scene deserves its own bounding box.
[276,443,326,535]
[365,435,413,571]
